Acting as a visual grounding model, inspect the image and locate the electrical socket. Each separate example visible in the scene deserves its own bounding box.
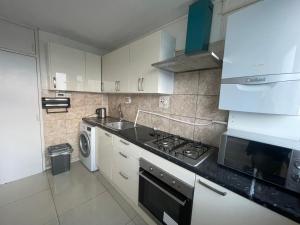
[125,97,132,104]
[159,96,170,109]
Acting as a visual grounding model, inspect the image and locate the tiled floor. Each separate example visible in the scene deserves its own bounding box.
[0,162,148,225]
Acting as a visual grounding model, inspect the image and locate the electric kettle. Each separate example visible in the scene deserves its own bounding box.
[96,108,106,119]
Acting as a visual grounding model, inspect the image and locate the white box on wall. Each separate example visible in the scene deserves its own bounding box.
[228,111,300,141]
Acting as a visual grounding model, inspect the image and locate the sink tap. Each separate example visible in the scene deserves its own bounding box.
[118,103,124,121]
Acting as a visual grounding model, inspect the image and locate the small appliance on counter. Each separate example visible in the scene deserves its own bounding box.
[96,107,106,119]
[218,130,300,194]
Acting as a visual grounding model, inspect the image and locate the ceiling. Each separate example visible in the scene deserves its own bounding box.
[0,0,192,50]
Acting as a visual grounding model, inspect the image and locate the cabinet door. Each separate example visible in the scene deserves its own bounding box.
[129,32,161,93]
[48,43,85,91]
[96,128,114,180]
[112,138,141,204]
[191,176,297,225]
[102,45,130,92]
[85,52,102,93]
[0,20,35,56]
[222,0,300,78]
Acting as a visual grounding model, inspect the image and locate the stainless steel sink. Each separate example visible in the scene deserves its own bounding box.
[105,121,135,131]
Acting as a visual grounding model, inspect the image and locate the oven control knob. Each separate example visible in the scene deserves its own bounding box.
[294,161,300,170]
[149,167,154,172]
[172,180,176,185]
[160,173,164,177]
[292,174,300,183]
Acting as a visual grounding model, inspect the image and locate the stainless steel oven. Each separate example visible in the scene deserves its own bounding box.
[138,158,194,225]
[218,133,300,193]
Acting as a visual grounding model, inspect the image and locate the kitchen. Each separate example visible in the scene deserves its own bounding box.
[0,0,299,225]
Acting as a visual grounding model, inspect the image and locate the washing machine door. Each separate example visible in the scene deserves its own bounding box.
[79,132,90,158]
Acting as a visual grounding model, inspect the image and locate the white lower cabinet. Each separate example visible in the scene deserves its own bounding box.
[191,175,298,225]
[112,137,141,204]
[96,128,114,180]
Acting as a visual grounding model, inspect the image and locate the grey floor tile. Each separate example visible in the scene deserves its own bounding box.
[96,172,138,220]
[0,172,49,207]
[126,222,135,225]
[47,161,97,195]
[132,215,148,225]
[51,173,106,215]
[59,192,131,225]
[0,190,58,225]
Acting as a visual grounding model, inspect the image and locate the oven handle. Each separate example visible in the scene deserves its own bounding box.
[139,171,187,206]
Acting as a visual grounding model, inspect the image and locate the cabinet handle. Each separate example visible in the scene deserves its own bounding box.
[101,82,104,92]
[105,132,111,137]
[119,152,128,159]
[140,77,144,91]
[138,78,141,91]
[198,179,227,196]
[53,77,56,89]
[119,171,129,180]
[115,81,118,92]
[120,139,129,145]
[118,81,120,91]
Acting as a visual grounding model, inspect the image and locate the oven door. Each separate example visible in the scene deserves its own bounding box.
[138,169,192,225]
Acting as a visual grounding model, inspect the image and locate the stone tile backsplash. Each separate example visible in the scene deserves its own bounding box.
[42,69,228,168]
[108,69,228,147]
[42,90,108,166]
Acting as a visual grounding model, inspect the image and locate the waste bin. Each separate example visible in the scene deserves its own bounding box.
[48,143,73,175]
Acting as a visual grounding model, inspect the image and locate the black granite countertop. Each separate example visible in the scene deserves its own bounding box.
[82,117,300,223]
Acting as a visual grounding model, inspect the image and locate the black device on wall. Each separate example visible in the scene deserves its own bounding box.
[42,97,70,114]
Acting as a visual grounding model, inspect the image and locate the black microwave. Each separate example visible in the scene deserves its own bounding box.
[218,133,300,193]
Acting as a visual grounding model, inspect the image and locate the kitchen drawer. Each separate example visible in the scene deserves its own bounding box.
[113,136,142,159]
[112,158,139,204]
[115,150,140,179]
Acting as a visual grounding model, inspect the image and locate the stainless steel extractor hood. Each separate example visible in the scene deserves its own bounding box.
[152,49,222,73]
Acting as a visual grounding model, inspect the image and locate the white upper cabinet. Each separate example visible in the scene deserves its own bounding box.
[191,175,297,225]
[129,31,175,94]
[223,0,300,78]
[48,43,85,91]
[48,42,102,92]
[0,20,35,56]
[85,52,102,92]
[102,45,130,92]
[102,30,175,94]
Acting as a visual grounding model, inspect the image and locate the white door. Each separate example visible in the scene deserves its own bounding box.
[0,51,42,184]
[96,128,114,180]
[85,52,102,93]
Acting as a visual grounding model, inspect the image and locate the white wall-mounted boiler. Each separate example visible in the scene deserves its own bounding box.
[219,0,300,115]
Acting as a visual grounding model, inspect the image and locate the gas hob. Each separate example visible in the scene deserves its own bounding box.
[145,130,216,167]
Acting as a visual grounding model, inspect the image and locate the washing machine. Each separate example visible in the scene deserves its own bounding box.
[79,121,98,172]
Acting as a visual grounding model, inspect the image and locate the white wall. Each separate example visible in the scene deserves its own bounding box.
[39,30,107,89]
